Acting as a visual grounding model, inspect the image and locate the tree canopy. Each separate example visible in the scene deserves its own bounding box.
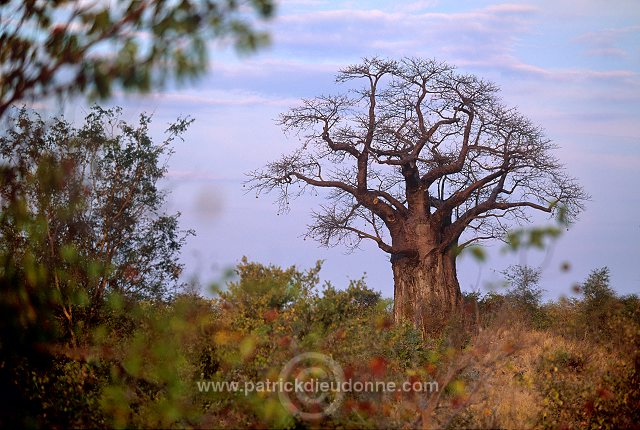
[250,57,588,256]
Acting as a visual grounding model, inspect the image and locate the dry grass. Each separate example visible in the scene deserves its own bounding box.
[421,302,639,429]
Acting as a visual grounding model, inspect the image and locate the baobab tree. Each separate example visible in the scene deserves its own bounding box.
[249,57,587,334]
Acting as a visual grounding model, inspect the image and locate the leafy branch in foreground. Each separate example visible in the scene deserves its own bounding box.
[0,0,275,118]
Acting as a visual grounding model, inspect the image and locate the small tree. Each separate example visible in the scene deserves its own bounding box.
[249,57,587,334]
[503,265,543,310]
[0,106,193,342]
[501,264,547,327]
[581,267,615,335]
[582,267,614,304]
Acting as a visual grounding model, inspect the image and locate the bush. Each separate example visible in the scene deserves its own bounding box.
[3,246,640,428]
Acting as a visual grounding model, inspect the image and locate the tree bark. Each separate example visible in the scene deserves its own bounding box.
[392,250,462,336]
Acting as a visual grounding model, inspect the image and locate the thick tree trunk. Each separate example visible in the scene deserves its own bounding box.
[392,250,462,336]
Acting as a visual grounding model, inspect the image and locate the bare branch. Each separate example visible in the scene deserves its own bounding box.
[249,57,588,259]
[306,202,393,253]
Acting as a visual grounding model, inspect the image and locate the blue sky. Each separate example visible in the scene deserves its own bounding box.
[71,0,640,298]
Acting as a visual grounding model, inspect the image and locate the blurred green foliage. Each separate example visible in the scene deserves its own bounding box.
[0,0,275,118]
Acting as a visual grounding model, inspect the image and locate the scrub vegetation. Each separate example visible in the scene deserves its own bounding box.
[0,110,638,427]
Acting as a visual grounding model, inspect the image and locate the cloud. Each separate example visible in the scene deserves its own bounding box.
[397,0,440,13]
[500,58,639,83]
[537,0,640,18]
[213,57,342,78]
[273,3,539,63]
[138,88,299,109]
[168,3,638,113]
[582,47,628,58]
[266,1,639,96]
[574,25,640,59]
[482,3,538,14]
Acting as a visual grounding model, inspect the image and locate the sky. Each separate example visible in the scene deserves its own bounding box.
[67,0,640,299]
